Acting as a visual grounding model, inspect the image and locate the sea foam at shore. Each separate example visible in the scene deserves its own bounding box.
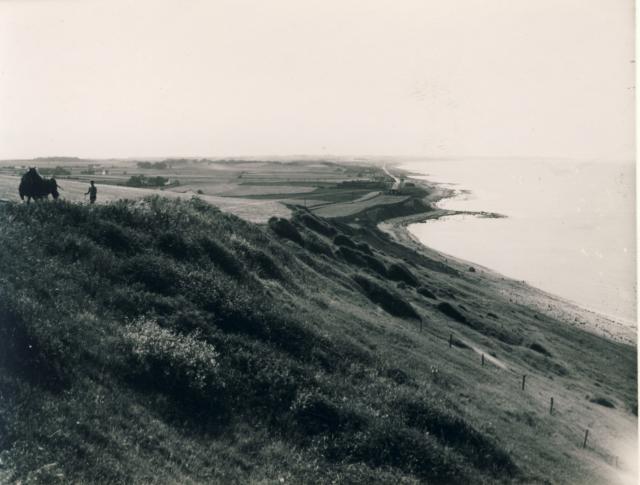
[401,159,636,327]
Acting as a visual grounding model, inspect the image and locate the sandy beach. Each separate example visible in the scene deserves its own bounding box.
[378,170,636,346]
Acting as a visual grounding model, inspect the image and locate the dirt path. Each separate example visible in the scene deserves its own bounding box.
[382,163,400,184]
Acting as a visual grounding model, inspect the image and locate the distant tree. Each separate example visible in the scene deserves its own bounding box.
[137,161,168,170]
[125,175,174,187]
[40,166,71,177]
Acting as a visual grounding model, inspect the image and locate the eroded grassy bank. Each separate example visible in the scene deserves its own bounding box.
[0,197,635,484]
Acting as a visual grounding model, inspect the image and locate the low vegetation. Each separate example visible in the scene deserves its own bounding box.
[0,197,635,484]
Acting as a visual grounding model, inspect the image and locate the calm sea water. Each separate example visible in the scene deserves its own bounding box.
[401,159,636,326]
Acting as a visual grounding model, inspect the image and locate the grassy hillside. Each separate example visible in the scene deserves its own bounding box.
[0,197,636,484]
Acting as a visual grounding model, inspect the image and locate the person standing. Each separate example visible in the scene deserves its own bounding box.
[85,181,97,204]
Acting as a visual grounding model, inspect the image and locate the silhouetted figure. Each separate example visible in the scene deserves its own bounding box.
[85,181,97,204]
[19,167,60,203]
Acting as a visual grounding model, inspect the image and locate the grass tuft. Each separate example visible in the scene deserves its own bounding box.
[387,262,419,286]
[352,274,420,320]
[269,217,304,245]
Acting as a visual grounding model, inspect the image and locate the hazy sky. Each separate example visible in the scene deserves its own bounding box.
[0,0,634,160]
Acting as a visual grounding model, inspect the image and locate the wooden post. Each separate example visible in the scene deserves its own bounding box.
[521,375,526,391]
[481,354,485,366]
[583,429,589,449]
[549,397,554,415]
[449,334,453,348]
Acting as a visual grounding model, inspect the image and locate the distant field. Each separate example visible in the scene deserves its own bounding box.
[0,175,289,223]
[0,159,396,221]
[170,183,317,197]
[312,194,409,218]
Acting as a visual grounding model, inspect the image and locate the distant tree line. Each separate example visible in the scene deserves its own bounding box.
[125,175,179,188]
[136,159,207,170]
[39,166,71,177]
[137,161,169,170]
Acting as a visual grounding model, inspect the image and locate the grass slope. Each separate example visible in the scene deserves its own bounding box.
[0,197,636,484]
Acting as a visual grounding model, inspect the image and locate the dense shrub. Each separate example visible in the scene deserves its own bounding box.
[45,233,103,262]
[125,175,171,187]
[220,345,303,419]
[362,254,387,276]
[108,288,186,317]
[333,234,357,249]
[529,342,552,357]
[87,220,138,254]
[325,420,467,483]
[157,232,200,260]
[387,263,418,287]
[125,318,223,407]
[199,236,244,277]
[444,335,467,349]
[356,242,373,255]
[417,286,437,299]
[292,391,365,435]
[352,275,420,320]
[336,246,365,266]
[245,248,284,280]
[304,233,334,257]
[383,368,413,386]
[157,309,214,336]
[397,398,518,476]
[436,302,467,323]
[298,214,337,237]
[268,217,304,245]
[121,254,181,295]
[589,396,615,408]
[336,246,386,276]
[520,350,568,376]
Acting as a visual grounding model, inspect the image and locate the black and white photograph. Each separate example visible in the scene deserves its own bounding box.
[0,1,636,483]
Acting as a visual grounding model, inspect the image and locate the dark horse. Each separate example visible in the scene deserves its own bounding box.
[19,168,61,203]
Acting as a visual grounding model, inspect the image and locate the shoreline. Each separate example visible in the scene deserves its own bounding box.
[375,166,636,346]
[2,160,634,345]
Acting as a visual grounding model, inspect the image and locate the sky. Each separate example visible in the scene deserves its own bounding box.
[0,0,635,160]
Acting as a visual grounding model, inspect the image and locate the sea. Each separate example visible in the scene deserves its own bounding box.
[400,159,636,327]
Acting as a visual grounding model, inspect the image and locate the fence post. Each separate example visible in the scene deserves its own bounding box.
[481,354,485,366]
[449,333,452,348]
[549,397,554,415]
[521,375,526,391]
[583,429,589,449]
